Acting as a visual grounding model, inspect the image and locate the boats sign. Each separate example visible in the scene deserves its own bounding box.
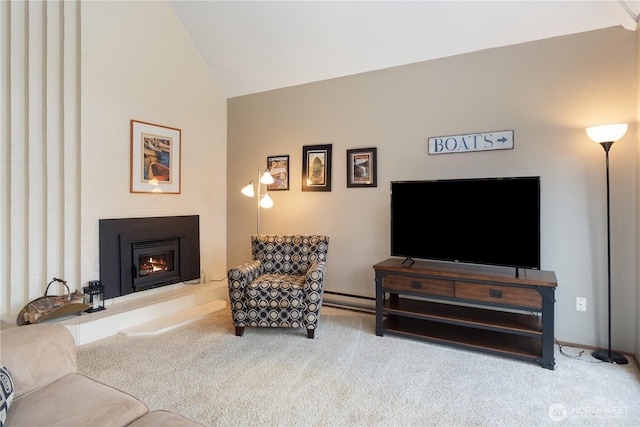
[428,130,514,155]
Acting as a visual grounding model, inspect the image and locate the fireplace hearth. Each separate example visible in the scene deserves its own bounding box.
[99,216,200,299]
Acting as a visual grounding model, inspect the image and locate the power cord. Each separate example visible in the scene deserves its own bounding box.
[555,338,603,363]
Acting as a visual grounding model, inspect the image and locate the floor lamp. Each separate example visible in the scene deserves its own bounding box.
[241,168,274,234]
[586,123,629,365]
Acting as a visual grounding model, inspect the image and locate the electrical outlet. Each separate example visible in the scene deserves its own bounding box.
[576,297,586,312]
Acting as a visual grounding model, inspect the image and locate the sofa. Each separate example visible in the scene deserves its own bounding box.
[0,323,202,427]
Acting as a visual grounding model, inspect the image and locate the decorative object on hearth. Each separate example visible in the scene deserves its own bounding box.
[241,168,275,234]
[130,120,181,194]
[83,280,106,313]
[586,122,629,365]
[17,277,91,325]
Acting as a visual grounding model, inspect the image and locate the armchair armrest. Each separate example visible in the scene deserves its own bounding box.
[227,260,262,291]
[303,261,326,293]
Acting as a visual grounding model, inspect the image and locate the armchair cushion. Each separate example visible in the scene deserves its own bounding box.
[246,274,305,327]
[252,235,328,275]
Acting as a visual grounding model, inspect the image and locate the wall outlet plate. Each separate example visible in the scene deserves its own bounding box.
[576,297,586,312]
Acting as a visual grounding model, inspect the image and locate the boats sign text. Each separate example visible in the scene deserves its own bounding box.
[428,130,514,155]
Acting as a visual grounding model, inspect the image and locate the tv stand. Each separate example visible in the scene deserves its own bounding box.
[374,258,557,369]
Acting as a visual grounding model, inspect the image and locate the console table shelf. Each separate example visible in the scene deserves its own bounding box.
[384,317,543,359]
[374,258,557,369]
[384,298,543,336]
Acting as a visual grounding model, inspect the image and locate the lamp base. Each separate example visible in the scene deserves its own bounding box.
[592,349,628,364]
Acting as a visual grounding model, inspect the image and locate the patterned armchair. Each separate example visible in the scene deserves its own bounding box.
[227,235,329,338]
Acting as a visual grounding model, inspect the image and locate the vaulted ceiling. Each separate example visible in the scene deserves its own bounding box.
[170,1,639,99]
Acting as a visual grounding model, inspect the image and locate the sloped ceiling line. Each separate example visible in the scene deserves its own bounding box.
[603,0,639,30]
[171,1,628,98]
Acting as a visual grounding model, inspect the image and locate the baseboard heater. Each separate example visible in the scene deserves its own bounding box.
[323,290,375,313]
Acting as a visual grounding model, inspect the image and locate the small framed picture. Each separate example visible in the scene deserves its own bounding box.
[302,144,332,192]
[267,155,289,191]
[130,120,181,194]
[347,147,377,188]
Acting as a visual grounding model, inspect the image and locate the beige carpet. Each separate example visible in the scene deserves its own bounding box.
[77,307,640,426]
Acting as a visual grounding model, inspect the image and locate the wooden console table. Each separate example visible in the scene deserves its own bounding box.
[374,258,557,369]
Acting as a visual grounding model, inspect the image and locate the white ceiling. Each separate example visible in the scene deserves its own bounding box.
[170,1,639,99]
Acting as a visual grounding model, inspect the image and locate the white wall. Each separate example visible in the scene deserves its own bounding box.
[80,1,227,289]
[1,1,82,317]
[228,27,638,352]
[1,0,227,321]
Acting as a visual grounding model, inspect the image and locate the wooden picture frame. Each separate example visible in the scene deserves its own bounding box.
[347,147,377,188]
[302,144,332,192]
[130,120,181,194]
[266,155,290,191]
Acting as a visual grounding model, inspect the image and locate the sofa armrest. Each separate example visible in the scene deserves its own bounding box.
[227,260,262,291]
[0,323,76,398]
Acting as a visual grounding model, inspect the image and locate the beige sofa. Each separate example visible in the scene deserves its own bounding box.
[0,323,202,427]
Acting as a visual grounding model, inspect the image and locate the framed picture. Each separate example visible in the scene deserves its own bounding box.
[302,144,332,192]
[130,120,181,194]
[266,155,289,191]
[347,147,377,188]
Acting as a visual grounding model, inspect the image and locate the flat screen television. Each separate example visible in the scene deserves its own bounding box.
[390,176,540,270]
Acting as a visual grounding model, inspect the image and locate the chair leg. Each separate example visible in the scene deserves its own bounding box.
[235,326,244,337]
[306,329,314,339]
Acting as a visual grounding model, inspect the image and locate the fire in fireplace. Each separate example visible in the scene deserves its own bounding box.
[139,252,171,276]
[132,239,181,292]
[99,216,200,299]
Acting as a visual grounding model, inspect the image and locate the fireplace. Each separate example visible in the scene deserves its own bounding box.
[99,216,200,299]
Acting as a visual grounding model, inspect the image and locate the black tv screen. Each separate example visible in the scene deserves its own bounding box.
[390,177,540,270]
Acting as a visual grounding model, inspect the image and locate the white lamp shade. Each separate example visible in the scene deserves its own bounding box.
[241,183,255,197]
[260,171,275,185]
[259,193,274,208]
[586,124,628,143]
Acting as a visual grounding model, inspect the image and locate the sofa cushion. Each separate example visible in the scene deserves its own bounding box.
[6,373,148,426]
[0,324,76,398]
[0,366,14,427]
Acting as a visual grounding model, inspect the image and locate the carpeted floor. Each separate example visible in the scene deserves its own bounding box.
[77,306,640,426]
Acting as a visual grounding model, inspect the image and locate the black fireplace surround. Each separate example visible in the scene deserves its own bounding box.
[99,215,200,299]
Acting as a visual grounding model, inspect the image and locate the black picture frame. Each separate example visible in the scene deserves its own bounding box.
[302,144,332,192]
[266,155,289,191]
[347,147,377,188]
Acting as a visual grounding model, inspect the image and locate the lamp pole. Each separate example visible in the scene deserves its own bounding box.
[256,168,262,235]
[591,141,628,365]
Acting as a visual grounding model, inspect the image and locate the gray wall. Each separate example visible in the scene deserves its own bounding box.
[227,27,637,352]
